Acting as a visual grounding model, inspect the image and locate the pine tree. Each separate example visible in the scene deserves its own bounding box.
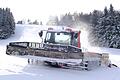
[59,13,73,26]
[91,10,102,26]
[40,21,43,25]
[0,8,15,39]
[33,20,39,25]
[104,7,108,17]
[54,16,59,25]
[109,4,114,15]
[17,20,23,24]
[89,4,120,49]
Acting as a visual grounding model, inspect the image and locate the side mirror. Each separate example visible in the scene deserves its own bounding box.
[39,31,43,37]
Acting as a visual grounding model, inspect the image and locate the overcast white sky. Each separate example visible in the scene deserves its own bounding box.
[0,0,120,24]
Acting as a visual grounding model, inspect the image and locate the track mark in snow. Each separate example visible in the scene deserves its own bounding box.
[4,69,17,73]
[12,64,25,68]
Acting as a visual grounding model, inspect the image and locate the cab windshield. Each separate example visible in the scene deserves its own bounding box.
[45,31,71,45]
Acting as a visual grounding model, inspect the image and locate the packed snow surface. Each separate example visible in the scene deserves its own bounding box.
[0,24,120,80]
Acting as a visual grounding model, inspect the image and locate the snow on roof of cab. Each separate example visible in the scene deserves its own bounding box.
[47,26,80,32]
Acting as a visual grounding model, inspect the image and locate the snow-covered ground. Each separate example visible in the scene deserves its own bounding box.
[0,24,120,80]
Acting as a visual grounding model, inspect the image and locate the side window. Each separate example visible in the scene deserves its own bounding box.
[45,32,55,43]
[31,43,36,48]
[35,43,40,48]
[45,32,51,42]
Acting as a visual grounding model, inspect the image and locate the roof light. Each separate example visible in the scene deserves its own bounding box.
[48,27,54,30]
[65,28,72,32]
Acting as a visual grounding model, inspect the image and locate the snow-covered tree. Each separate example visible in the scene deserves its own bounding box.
[46,16,59,26]
[0,8,15,39]
[40,21,43,25]
[89,4,120,49]
[59,13,74,26]
[33,20,39,25]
